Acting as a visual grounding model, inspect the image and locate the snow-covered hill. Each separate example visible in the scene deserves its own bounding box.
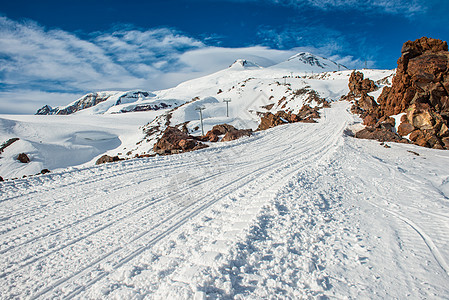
[270,52,347,72]
[1,55,393,179]
[1,102,449,299]
[2,48,449,299]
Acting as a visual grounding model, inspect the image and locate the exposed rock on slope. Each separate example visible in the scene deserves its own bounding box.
[257,105,320,131]
[153,127,208,155]
[349,37,449,149]
[199,124,252,142]
[36,92,116,115]
[17,153,30,163]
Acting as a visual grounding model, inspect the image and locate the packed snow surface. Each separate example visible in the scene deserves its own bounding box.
[1,102,448,299]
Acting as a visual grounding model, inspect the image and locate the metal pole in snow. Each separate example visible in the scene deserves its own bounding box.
[223,98,231,117]
[195,106,205,135]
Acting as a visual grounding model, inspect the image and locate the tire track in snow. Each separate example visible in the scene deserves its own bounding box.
[1,102,351,298]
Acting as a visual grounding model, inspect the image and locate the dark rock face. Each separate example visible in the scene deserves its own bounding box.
[17,153,30,163]
[96,155,123,165]
[0,138,20,154]
[0,176,3,182]
[36,92,114,115]
[153,127,208,154]
[36,105,56,115]
[40,169,51,174]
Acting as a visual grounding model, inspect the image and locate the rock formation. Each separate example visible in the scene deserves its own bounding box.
[17,153,30,163]
[348,37,449,149]
[257,105,320,131]
[96,155,123,165]
[153,127,208,155]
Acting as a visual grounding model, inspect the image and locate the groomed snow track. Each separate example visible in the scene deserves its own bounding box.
[1,102,449,299]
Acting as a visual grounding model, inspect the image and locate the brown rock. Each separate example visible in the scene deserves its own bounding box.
[178,139,196,151]
[407,103,435,130]
[442,137,449,149]
[397,122,415,136]
[409,130,422,142]
[363,114,377,126]
[96,155,122,165]
[348,71,378,97]
[355,127,405,143]
[40,169,51,174]
[17,153,30,163]
[208,124,236,135]
[257,111,289,131]
[221,129,252,142]
[153,126,208,154]
[358,94,378,111]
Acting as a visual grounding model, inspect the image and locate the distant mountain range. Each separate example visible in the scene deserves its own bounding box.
[35,52,347,116]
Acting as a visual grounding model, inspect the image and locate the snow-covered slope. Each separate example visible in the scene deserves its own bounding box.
[1,102,448,299]
[271,52,347,72]
[228,59,263,70]
[0,66,394,179]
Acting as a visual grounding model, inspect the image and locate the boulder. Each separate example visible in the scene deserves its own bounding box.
[407,103,435,130]
[221,129,252,142]
[355,127,407,143]
[257,105,320,131]
[96,155,122,165]
[348,71,378,97]
[17,153,30,163]
[0,176,3,182]
[397,122,415,136]
[363,114,377,126]
[153,126,208,154]
[40,169,51,174]
[257,111,290,131]
[358,93,378,111]
[208,124,236,135]
[178,139,196,151]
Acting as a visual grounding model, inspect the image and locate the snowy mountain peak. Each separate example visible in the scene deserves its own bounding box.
[35,90,158,115]
[228,59,262,70]
[271,52,347,72]
[287,52,328,68]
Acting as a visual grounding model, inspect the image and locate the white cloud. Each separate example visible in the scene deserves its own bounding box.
[0,16,363,114]
[218,0,424,16]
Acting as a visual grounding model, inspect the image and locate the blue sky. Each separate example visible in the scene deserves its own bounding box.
[0,0,448,114]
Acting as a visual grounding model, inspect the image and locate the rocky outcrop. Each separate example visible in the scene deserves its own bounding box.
[355,127,406,143]
[40,169,51,174]
[347,71,378,98]
[0,138,20,154]
[343,71,379,122]
[96,155,123,165]
[17,153,30,163]
[257,105,320,131]
[196,124,253,143]
[0,176,3,182]
[221,129,252,142]
[349,37,449,149]
[153,127,208,155]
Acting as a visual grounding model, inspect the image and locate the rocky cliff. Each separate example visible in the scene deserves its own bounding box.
[350,37,449,149]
